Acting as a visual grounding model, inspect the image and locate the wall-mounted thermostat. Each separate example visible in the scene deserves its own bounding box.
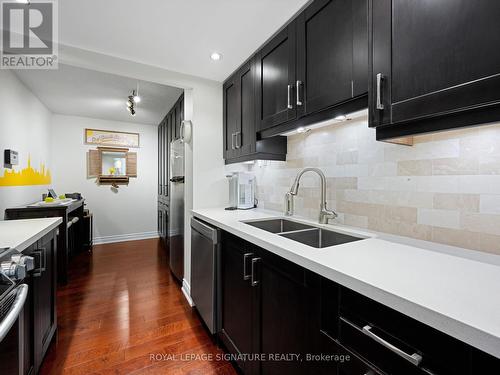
[4,150,19,166]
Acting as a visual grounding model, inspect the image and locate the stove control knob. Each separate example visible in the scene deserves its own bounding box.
[11,254,35,271]
[0,261,27,280]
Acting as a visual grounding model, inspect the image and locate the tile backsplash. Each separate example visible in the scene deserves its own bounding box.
[247,116,500,255]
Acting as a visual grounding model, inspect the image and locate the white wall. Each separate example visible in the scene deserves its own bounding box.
[0,70,53,217]
[50,114,158,243]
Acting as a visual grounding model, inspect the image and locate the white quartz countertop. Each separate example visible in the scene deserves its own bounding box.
[192,207,500,359]
[0,218,62,251]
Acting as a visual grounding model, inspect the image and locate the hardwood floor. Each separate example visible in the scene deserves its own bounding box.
[40,238,237,375]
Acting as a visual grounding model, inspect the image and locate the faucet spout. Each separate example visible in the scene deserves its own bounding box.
[284,168,338,224]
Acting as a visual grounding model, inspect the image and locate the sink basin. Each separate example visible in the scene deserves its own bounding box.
[279,228,363,248]
[243,219,314,233]
[242,218,364,248]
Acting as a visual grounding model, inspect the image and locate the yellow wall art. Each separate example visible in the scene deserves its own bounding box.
[0,156,51,186]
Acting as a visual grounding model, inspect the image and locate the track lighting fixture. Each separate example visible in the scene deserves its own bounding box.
[126,88,139,116]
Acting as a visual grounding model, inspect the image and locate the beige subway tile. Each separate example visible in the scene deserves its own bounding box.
[344,214,369,228]
[398,160,432,176]
[338,201,384,218]
[479,233,500,256]
[431,227,480,251]
[384,205,418,224]
[433,193,479,212]
[460,212,500,236]
[417,208,460,229]
[368,217,432,241]
[480,195,500,214]
[337,150,358,165]
[327,177,358,190]
[432,158,478,175]
[479,161,500,175]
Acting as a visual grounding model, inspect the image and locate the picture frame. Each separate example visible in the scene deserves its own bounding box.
[84,128,140,148]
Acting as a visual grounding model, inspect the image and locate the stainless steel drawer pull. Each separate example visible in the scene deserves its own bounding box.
[287,85,293,109]
[243,253,253,280]
[296,80,303,106]
[340,316,423,367]
[376,73,384,110]
[251,257,261,287]
[362,324,422,366]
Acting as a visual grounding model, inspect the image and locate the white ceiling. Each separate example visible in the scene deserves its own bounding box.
[59,0,310,82]
[14,64,183,125]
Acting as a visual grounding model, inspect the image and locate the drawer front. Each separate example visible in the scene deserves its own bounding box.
[339,316,431,375]
[319,331,384,375]
[340,287,469,375]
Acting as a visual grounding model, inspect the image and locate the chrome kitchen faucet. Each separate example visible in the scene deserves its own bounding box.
[284,167,338,224]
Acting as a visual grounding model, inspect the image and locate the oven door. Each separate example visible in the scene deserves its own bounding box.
[0,284,28,375]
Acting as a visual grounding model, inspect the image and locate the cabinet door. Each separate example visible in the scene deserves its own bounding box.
[219,234,257,375]
[174,100,181,140]
[255,24,297,130]
[163,116,172,197]
[23,268,35,375]
[297,0,353,117]
[158,123,162,195]
[255,251,311,375]
[370,0,500,128]
[32,233,57,373]
[223,75,239,159]
[352,0,368,97]
[237,60,256,156]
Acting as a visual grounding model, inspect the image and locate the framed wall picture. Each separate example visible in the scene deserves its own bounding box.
[84,128,140,148]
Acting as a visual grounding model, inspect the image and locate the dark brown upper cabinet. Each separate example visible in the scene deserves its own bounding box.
[224,56,287,164]
[370,0,500,140]
[296,0,368,118]
[257,0,368,138]
[255,25,297,131]
[223,61,255,160]
[157,93,183,197]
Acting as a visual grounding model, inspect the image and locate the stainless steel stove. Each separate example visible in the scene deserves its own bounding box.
[0,248,33,375]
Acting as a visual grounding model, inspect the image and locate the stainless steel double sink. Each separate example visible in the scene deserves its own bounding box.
[242,218,364,248]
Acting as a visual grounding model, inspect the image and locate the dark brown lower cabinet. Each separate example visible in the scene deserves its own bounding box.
[23,230,58,374]
[219,232,321,375]
[219,233,257,374]
[218,230,500,375]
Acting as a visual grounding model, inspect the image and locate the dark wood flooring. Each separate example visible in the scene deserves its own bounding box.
[40,238,237,375]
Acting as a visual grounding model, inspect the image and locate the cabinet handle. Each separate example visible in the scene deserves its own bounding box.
[231,133,235,150]
[251,257,261,287]
[340,317,422,366]
[376,73,384,110]
[234,132,241,149]
[243,253,253,280]
[296,80,303,106]
[32,247,46,277]
[287,85,293,109]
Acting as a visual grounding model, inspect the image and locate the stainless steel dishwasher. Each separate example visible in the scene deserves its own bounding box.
[190,217,220,334]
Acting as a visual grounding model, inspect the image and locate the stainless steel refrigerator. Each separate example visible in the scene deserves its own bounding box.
[168,138,185,281]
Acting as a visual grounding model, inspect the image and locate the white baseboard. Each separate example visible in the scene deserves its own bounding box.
[93,231,159,245]
[181,279,194,307]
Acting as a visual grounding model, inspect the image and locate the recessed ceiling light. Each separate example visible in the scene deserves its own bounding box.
[210,52,222,61]
[334,115,348,121]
